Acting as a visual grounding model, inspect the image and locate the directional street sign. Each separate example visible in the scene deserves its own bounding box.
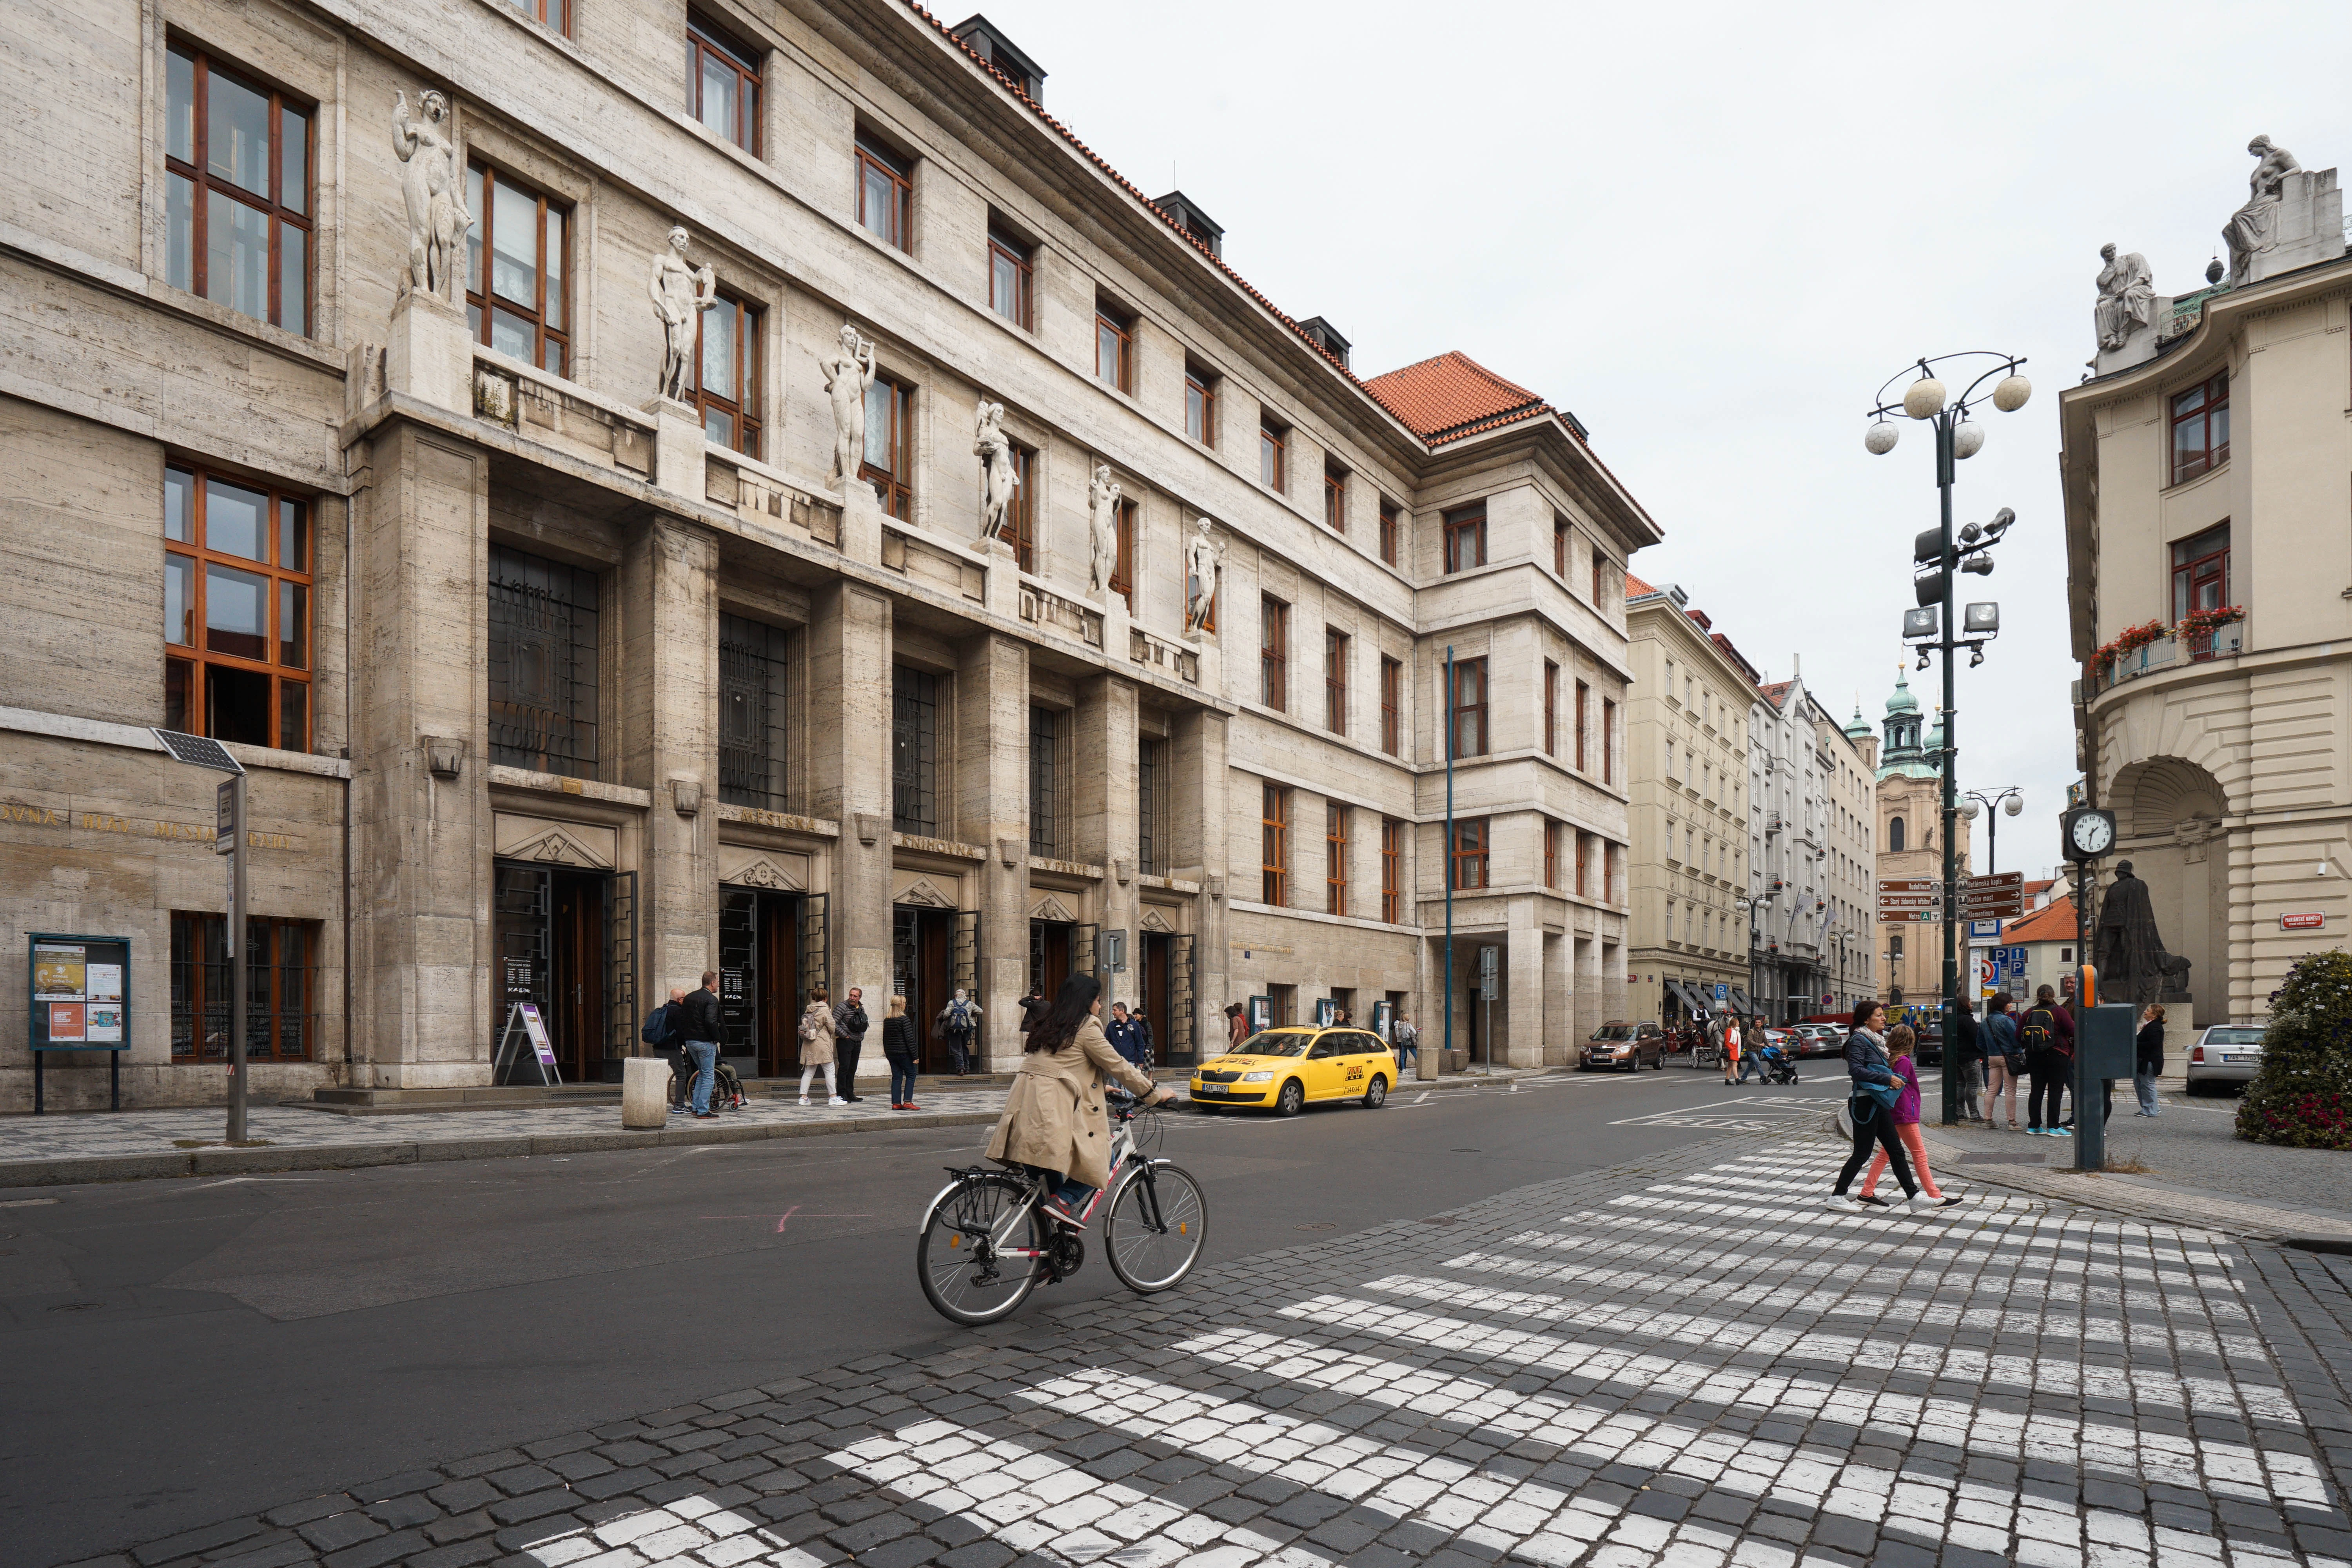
[1877,878,1936,895]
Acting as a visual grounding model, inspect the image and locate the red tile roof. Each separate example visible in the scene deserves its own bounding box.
[1360,352,1551,443]
[1758,680,1793,705]
[1625,571,1658,599]
[2004,895,2076,945]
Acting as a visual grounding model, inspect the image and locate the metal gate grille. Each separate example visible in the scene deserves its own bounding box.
[953,911,979,997]
[719,887,757,1054]
[493,863,550,1037]
[1169,933,1195,1063]
[1074,923,1096,986]
[892,907,919,1000]
[606,871,636,1064]
[798,893,829,1007]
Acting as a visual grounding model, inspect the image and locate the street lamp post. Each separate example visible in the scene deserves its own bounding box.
[1960,787,2024,876]
[1867,353,2031,1127]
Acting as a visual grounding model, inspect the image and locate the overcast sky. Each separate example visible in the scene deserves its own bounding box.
[983,0,2352,885]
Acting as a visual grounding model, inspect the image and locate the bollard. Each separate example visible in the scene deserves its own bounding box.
[622,1056,670,1129]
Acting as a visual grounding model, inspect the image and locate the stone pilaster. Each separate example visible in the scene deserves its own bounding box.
[1506,902,1543,1068]
[639,397,707,507]
[807,582,895,1066]
[1074,674,1140,1009]
[385,291,472,416]
[350,419,491,1087]
[620,512,720,1009]
[955,631,1031,1069]
[1170,708,1229,1060]
[1543,928,1573,1063]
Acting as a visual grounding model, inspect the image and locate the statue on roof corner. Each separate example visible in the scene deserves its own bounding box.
[2224,135,2301,284]
[2093,244,2155,353]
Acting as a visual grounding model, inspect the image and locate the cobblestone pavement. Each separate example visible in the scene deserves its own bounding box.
[67,1129,2352,1568]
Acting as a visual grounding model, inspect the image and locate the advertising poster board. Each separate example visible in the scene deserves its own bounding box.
[47,1002,86,1042]
[34,944,85,1000]
[519,1003,559,1067]
[27,932,134,1112]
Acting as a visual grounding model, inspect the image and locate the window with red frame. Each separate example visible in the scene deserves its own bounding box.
[855,133,912,251]
[1544,660,1559,755]
[171,912,319,1062]
[1261,784,1289,906]
[1007,444,1037,572]
[1380,656,1402,756]
[1450,818,1489,891]
[165,464,313,751]
[465,162,571,375]
[1448,657,1488,758]
[1259,418,1287,492]
[1575,680,1590,770]
[861,374,913,520]
[1381,817,1403,922]
[2171,521,2229,622]
[2170,372,2229,485]
[1324,628,1348,735]
[1575,831,1591,897]
[688,17,761,154]
[1544,820,1560,889]
[1379,498,1401,565]
[165,45,313,336]
[1096,300,1134,392]
[1323,464,1348,532]
[1591,548,1607,607]
[1185,365,1217,447]
[1443,503,1486,573]
[988,228,1033,330]
[1601,697,1616,784]
[689,288,762,457]
[1553,515,1569,577]
[1261,595,1289,710]
[1326,802,1350,916]
[1109,496,1137,612]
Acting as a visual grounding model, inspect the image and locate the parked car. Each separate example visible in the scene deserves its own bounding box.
[1189,1026,1397,1115]
[1788,1024,1844,1058]
[1581,1021,1666,1073]
[2185,1024,2267,1093]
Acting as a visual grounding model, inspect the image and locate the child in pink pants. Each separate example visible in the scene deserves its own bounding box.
[1861,1027,1945,1200]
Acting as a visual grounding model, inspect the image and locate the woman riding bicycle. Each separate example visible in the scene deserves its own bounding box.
[984,974,1177,1227]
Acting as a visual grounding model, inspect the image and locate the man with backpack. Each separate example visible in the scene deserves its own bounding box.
[1391,1013,1418,1070]
[646,986,686,1107]
[2020,984,2076,1136]
[934,987,980,1075]
[681,971,723,1119]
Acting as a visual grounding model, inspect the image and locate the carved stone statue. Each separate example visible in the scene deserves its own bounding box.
[2225,135,2302,283]
[819,325,878,489]
[1183,517,1221,635]
[649,226,717,403]
[392,89,470,303]
[2093,243,2155,352]
[974,401,1018,544]
[2092,860,2193,1005]
[1087,463,1121,595]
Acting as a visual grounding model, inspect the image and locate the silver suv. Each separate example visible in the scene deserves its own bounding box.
[2185,1024,2267,1092]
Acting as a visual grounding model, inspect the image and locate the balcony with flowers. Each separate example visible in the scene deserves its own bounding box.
[2092,606,2244,694]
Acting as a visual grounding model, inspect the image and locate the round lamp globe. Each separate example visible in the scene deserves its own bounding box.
[1992,374,2032,413]
[1864,419,1900,455]
[1951,421,1986,459]
[1903,378,1947,419]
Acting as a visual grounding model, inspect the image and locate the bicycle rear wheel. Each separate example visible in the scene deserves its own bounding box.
[1103,1162,1208,1293]
[919,1173,1046,1325]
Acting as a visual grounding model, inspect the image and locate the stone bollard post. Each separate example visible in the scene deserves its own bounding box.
[622,1057,670,1129]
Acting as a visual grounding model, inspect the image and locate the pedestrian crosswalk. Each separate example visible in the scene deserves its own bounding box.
[525,1143,2346,1568]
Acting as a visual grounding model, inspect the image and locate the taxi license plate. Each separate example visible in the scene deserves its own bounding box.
[1193,1084,1227,1095]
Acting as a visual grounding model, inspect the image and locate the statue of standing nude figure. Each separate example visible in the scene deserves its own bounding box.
[649,226,717,403]
[1087,463,1122,595]
[392,89,470,303]
[820,325,878,491]
[1183,518,1221,635]
[975,402,1019,546]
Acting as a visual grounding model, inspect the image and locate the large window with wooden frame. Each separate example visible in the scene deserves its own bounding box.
[1029,705,1060,857]
[689,288,762,457]
[165,45,313,336]
[1450,818,1489,891]
[719,613,789,811]
[1448,657,1488,759]
[1381,818,1403,922]
[1259,418,1287,492]
[488,544,600,779]
[1005,444,1037,572]
[1323,628,1348,735]
[1575,830,1591,897]
[503,0,570,34]
[466,163,570,375]
[1601,697,1616,784]
[988,228,1033,330]
[1261,784,1290,906]
[1185,365,1217,447]
[1591,548,1608,608]
[170,912,319,1062]
[1544,819,1560,889]
[1379,498,1401,566]
[1261,595,1289,710]
[1575,679,1590,770]
[1442,503,1486,573]
[688,16,761,154]
[1543,660,1559,755]
[1553,515,1569,577]
[861,374,913,520]
[2170,371,2229,485]
[1323,464,1348,533]
[1326,802,1350,915]
[165,465,313,751]
[2171,521,2230,623]
[855,133,913,251]
[1380,655,1402,756]
[1109,496,1137,612]
[1095,300,1133,392]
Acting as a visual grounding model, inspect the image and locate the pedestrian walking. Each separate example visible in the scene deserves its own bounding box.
[934,987,981,1075]
[1225,1002,1249,1047]
[1860,1025,1959,1204]
[1129,1006,1155,1071]
[1018,985,1051,1037]
[2134,1004,2166,1116]
[1721,1018,1742,1085]
[831,987,871,1103]
[680,970,723,1120]
[1982,992,2022,1130]
[2021,985,2074,1136]
[1392,1013,1419,1070]
[883,993,920,1110]
[797,988,844,1105]
[1828,1000,1927,1209]
[1951,996,1984,1122]
[648,986,688,1109]
[1105,1001,1149,1069]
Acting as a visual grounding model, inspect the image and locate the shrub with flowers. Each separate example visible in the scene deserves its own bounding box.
[2094,619,2168,673]
[2236,948,2352,1150]
[2177,604,2245,637]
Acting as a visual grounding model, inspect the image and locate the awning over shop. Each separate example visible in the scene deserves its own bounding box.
[1667,980,1707,1016]
[1730,989,1753,1014]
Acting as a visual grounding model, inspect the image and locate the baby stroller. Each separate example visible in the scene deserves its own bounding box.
[1757,1041,1799,1085]
[670,1047,747,1111]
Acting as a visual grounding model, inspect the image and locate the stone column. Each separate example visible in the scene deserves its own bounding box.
[806,582,895,1079]
[1074,673,1140,1009]
[956,631,1031,1069]
[349,419,491,1087]
[1170,708,1229,1060]
[1543,929,1573,1063]
[1575,932,1602,1044]
[620,512,720,1012]
[1506,899,1543,1068]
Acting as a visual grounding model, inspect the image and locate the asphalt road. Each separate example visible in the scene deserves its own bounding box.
[0,1060,1844,1566]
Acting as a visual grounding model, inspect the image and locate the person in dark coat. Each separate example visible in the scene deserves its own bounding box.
[833,987,870,1103]
[1105,1002,1149,1069]
[883,994,920,1110]
[1951,996,1984,1123]
[2133,1003,2166,1117]
[1018,986,1051,1036]
[681,971,723,1118]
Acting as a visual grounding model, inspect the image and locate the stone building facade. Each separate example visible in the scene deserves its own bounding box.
[0,0,1653,1109]
[1623,576,1751,1028]
[1871,669,1971,1010]
[1746,672,1877,1023]
[2065,141,2350,1029]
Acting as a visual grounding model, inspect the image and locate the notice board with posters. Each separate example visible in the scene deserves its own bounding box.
[29,933,131,1052]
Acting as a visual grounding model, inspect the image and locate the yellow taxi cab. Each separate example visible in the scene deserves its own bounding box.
[1188,1025,1396,1116]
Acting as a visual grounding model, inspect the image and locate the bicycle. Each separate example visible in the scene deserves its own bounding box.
[916,1093,1208,1325]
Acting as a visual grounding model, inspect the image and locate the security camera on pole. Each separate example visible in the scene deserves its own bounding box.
[1865,352,2032,1126]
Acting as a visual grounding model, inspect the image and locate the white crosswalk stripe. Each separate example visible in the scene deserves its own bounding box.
[523,1495,818,1567]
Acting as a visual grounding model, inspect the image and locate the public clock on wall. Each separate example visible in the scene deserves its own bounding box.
[2062,806,2116,862]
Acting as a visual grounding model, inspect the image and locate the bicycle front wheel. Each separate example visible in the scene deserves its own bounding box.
[918,1173,1046,1326]
[1103,1162,1208,1294]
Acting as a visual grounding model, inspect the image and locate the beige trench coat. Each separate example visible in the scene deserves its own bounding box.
[984,1015,1156,1189]
[797,1001,837,1065]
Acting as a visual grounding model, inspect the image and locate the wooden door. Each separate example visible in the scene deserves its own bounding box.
[1142,932,1170,1063]
[918,910,953,1072]
[550,870,606,1084]
[757,891,799,1076]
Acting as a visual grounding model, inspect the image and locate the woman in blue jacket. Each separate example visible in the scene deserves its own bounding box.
[1829,1000,1923,1209]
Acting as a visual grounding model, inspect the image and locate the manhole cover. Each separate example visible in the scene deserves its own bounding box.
[1958,1151,2057,1165]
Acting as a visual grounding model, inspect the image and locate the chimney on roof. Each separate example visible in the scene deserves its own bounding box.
[1298,316,1351,368]
[1688,608,1712,630]
[1153,191,1223,256]
[950,14,1047,102]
